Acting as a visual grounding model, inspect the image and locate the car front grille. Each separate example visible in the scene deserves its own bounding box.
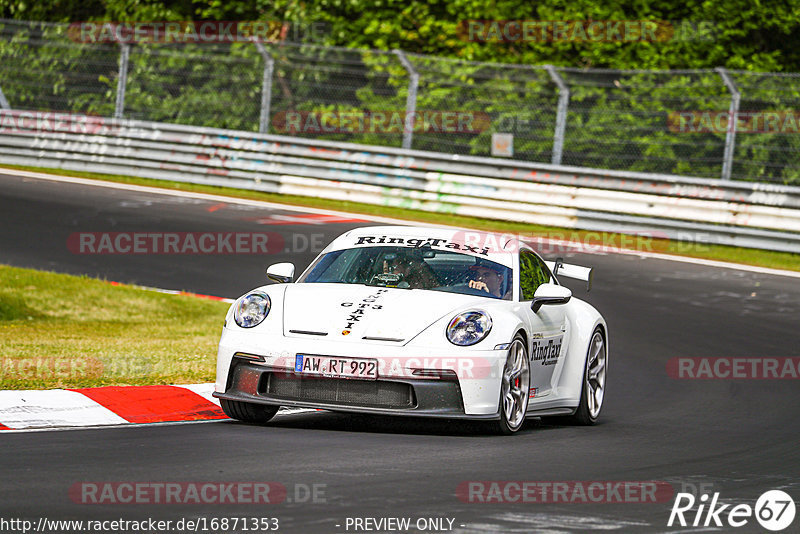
[262,372,415,409]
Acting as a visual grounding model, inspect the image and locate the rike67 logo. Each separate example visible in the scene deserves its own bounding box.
[668,490,795,531]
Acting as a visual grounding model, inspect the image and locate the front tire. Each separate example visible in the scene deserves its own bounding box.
[494,336,531,435]
[220,399,280,424]
[565,327,607,425]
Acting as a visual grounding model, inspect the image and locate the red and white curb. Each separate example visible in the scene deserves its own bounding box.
[0,384,315,431]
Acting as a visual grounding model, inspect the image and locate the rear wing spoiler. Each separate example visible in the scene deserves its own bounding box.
[545,259,593,291]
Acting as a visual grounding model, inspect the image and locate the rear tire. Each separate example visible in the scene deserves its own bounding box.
[493,335,530,435]
[220,399,280,424]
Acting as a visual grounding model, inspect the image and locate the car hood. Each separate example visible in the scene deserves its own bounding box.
[282,283,487,345]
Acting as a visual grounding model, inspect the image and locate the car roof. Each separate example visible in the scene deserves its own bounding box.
[326,225,522,267]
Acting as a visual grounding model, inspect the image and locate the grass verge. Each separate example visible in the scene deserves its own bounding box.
[0,264,229,389]
[1,164,798,272]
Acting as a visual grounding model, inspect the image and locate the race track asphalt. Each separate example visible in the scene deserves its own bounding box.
[0,172,798,533]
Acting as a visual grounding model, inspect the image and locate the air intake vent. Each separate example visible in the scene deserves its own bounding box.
[264,373,414,408]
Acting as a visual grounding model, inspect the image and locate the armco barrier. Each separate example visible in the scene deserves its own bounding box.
[1,111,799,253]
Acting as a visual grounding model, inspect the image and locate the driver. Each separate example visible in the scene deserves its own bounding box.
[468,263,507,298]
[382,252,439,289]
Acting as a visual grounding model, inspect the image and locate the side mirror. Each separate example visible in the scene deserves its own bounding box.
[266,262,295,283]
[531,283,571,313]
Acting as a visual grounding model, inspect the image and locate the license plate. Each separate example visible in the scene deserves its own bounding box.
[294,354,378,380]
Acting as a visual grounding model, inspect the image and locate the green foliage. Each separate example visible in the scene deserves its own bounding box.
[0,23,118,115]
[2,0,799,71]
[260,0,800,72]
[123,42,262,130]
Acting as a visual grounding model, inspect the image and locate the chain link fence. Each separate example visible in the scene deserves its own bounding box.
[2,19,800,184]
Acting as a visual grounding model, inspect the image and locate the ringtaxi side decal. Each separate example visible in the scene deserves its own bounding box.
[340,289,388,334]
[355,236,490,256]
[530,335,563,366]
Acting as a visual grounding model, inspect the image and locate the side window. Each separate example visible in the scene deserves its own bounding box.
[519,251,551,300]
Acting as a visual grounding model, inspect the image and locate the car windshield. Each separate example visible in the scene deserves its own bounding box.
[297,246,513,300]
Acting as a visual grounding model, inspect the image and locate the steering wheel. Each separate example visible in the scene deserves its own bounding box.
[433,283,496,298]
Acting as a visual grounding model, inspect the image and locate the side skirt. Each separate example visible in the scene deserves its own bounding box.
[526,397,578,416]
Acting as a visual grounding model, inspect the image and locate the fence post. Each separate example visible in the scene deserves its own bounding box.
[114,43,130,119]
[545,65,570,166]
[253,41,275,134]
[716,67,740,181]
[0,84,9,110]
[393,49,419,150]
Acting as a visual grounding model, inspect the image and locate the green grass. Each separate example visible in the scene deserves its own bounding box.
[2,164,799,271]
[0,264,229,389]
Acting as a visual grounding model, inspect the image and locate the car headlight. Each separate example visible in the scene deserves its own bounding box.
[446,311,492,346]
[234,292,271,328]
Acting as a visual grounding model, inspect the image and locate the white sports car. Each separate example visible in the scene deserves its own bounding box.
[214,226,607,434]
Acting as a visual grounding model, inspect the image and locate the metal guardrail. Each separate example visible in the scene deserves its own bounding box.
[3,19,800,184]
[1,112,799,253]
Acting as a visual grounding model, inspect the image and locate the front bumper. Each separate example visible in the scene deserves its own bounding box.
[214,327,508,417]
[214,360,499,420]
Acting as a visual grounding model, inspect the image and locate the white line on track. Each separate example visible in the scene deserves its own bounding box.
[0,408,321,433]
[2,167,798,279]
